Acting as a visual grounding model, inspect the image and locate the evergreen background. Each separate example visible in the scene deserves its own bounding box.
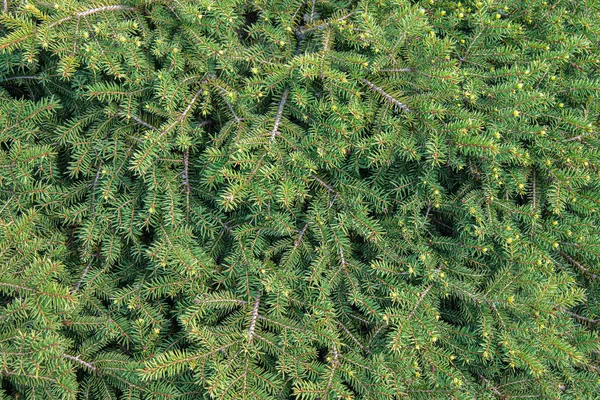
[1,0,599,398]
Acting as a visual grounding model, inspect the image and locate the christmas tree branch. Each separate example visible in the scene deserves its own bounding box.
[248,295,261,344]
[559,251,597,279]
[562,309,600,324]
[478,374,506,398]
[324,345,339,396]
[63,354,96,372]
[294,223,309,250]
[49,5,136,28]
[118,110,159,132]
[270,88,289,142]
[72,260,92,293]
[361,78,411,112]
[377,68,413,73]
[183,150,190,221]
[311,174,335,193]
[532,168,537,211]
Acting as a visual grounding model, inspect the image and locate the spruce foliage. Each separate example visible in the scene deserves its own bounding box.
[1,0,599,398]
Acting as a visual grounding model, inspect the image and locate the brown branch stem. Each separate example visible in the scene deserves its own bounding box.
[247,295,261,343]
[270,88,289,141]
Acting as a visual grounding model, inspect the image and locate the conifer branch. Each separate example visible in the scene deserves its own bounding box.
[63,354,97,372]
[324,345,339,396]
[0,194,14,215]
[294,223,309,250]
[76,5,135,18]
[408,284,433,320]
[210,79,241,123]
[361,79,411,112]
[178,89,203,124]
[309,0,316,23]
[478,374,506,399]
[157,88,203,139]
[424,204,432,219]
[247,295,261,344]
[224,99,241,123]
[337,320,367,352]
[3,2,599,397]
[339,247,348,268]
[377,68,414,73]
[72,260,92,293]
[183,150,190,222]
[532,168,537,211]
[221,220,235,234]
[311,174,335,193]
[0,75,41,82]
[118,110,159,132]
[270,88,289,142]
[49,5,136,28]
[296,12,354,37]
[562,309,600,324]
[565,134,589,142]
[559,251,597,279]
[89,162,102,215]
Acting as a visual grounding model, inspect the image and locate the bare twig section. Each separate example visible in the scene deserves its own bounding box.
[194,297,247,306]
[310,0,316,23]
[209,79,241,123]
[77,5,135,17]
[565,134,591,142]
[49,5,136,28]
[221,220,234,234]
[560,251,597,279]
[408,284,433,320]
[247,295,261,343]
[0,195,14,215]
[478,374,506,399]
[3,0,7,14]
[311,174,335,193]
[337,320,368,352]
[270,88,290,141]
[296,12,354,37]
[118,111,159,132]
[324,345,339,396]
[159,88,203,137]
[178,89,203,123]
[424,204,432,219]
[377,68,414,73]
[339,248,348,268]
[72,260,92,293]
[63,354,96,372]
[224,99,240,123]
[294,223,309,250]
[562,309,600,324]
[89,162,102,213]
[0,75,44,83]
[361,78,411,112]
[183,150,190,221]
[532,168,537,210]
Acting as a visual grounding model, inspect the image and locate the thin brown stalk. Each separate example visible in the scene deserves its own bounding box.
[183,150,190,221]
[63,354,96,371]
[560,251,597,279]
[270,88,290,141]
[362,78,411,112]
[247,295,261,343]
[49,5,136,28]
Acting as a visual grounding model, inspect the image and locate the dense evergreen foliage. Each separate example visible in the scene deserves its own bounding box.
[1,0,599,398]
